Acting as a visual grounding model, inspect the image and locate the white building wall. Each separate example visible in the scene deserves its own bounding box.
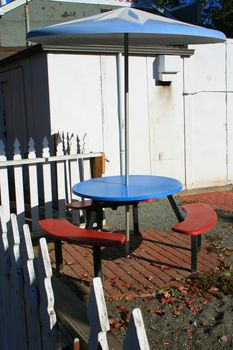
[98,55,121,175]
[226,40,233,183]
[128,56,151,175]
[184,43,228,189]
[0,53,51,156]
[47,53,122,175]
[47,54,104,150]
[147,56,185,182]
[46,41,233,189]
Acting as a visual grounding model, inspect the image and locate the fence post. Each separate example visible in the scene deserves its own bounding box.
[87,277,110,350]
[9,213,28,350]
[13,138,25,231]
[28,138,40,231]
[0,206,10,350]
[0,139,10,223]
[56,134,66,218]
[37,237,58,350]
[123,308,150,350]
[42,137,53,218]
[22,224,42,350]
[68,134,81,224]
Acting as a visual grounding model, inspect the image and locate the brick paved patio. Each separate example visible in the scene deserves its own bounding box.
[46,188,233,300]
[46,189,233,300]
[177,190,233,212]
[50,229,216,301]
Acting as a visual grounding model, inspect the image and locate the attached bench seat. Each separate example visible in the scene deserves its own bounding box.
[67,198,157,234]
[39,218,125,277]
[171,203,217,272]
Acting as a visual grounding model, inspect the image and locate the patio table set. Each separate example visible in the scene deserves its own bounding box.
[39,171,217,278]
[27,7,224,278]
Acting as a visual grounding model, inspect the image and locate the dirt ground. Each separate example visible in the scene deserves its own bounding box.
[105,202,233,350]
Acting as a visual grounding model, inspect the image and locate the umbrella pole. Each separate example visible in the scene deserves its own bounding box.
[124,33,130,255]
[117,53,124,176]
[124,33,129,186]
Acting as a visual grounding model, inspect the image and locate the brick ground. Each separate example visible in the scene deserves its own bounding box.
[48,189,233,301]
[49,229,217,300]
[177,190,233,211]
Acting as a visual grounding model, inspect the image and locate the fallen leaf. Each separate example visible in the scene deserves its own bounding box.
[175,277,184,282]
[118,305,127,311]
[188,289,197,297]
[163,342,169,346]
[145,285,154,289]
[66,260,76,266]
[111,276,119,281]
[147,275,154,281]
[120,310,130,321]
[147,308,165,316]
[185,328,193,333]
[143,297,155,302]
[161,297,176,304]
[164,291,171,299]
[109,318,115,326]
[189,305,201,314]
[172,303,184,316]
[223,271,231,277]
[113,322,123,329]
[208,287,219,292]
[219,335,228,343]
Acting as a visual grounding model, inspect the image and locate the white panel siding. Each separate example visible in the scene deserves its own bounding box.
[226,40,233,183]
[99,55,121,176]
[129,56,151,175]
[184,43,227,189]
[147,56,185,182]
[47,53,103,153]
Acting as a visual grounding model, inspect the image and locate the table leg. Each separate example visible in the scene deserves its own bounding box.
[54,240,63,272]
[191,236,198,272]
[93,246,102,277]
[85,206,97,230]
[125,204,130,256]
[133,203,139,235]
[167,195,185,222]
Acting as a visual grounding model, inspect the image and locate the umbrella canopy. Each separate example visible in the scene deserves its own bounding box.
[27,7,225,46]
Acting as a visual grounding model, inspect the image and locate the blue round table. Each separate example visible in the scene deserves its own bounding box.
[72,175,183,274]
[72,175,182,202]
[73,174,184,236]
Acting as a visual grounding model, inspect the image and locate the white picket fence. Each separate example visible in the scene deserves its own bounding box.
[0,207,58,350]
[0,207,150,350]
[0,134,101,234]
[88,278,150,350]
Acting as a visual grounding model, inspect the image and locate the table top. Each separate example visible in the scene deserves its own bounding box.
[72,175,182,202]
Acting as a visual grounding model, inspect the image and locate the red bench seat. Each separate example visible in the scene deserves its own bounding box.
[39,218,125,277]
[172,203,217,235]
[66,198,157,234]
[171,203,217,272]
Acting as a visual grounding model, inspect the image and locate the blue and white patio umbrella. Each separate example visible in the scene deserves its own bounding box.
[27,8,225,249]
[27,7,226,185]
